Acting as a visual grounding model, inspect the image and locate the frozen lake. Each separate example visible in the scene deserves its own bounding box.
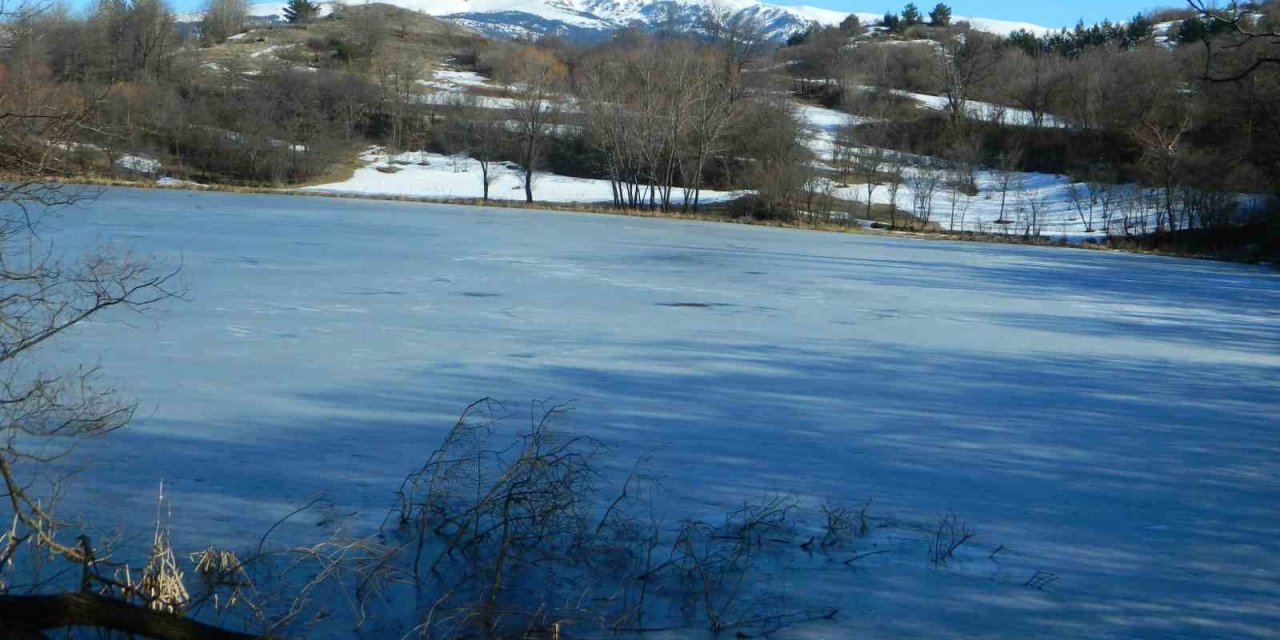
[36,187,1280,638]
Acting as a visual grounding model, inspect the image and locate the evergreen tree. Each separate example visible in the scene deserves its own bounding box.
[1006,28,1041,55]
[785,27,813,47]
[929,3,952,27]
[901,3,922,27]
[283,0,320,24]
[882,12,902,32]
[839,13,861,33]
[1177,15,1229,43]
[1123,13,1154,48]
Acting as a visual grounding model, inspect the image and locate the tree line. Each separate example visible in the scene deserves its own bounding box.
[0,0,479,184]
[2,0,1278,254]
[780,0,1279,248]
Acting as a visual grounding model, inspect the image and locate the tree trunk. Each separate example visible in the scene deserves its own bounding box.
[523,130,536,203]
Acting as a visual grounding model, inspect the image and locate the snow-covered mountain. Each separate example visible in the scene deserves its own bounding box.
[246,0,1051,42]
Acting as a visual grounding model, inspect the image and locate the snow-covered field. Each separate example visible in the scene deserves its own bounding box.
[317,64,1119,237]
[794,101,876,161]
[414,66,582,111]
[829,167,1124,239]
[33,187,1280,637]
[417,68,496,91]
[303,148,745,204]
[791,101,1234,238]
[888,88,1071,128]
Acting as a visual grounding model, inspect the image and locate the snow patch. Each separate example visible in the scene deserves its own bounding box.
[302,148,744,204]
[117,154,160,174]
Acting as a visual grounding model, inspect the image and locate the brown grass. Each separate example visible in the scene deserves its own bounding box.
[3,171,880,233]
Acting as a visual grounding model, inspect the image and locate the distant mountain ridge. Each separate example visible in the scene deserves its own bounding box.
[243,0,1053,42]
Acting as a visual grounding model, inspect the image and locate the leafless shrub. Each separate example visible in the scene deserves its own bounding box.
[671,494,799,632]
[1024,570,1059,590]
[928,513,974,566]
[910,161,944,228]
[816,499,871,549]
[857,499,873,537]
[383,401,850,637]
[819,503,853,548]
[390,400,622,638]
[182,498,401,636]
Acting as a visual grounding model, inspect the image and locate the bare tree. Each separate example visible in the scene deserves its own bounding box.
[992,144,1024,231]
[576,45,641,209]
[942,133,980,231]
[0,16,189,632]
[1055,47,1110,131]
[679,44,738,212]
[702,0,770,89]
[1093,178,1121,236]
[883,150,907,229]
[801,25,857,97]
[1068,167,1115,234]
[1016,177,1050,238]
[371,48,424,151]
[80,0,177,82]
[1187,0,1280,81]
[831,123,859,178]
[853,143,886,220]
[740,97,813,219]
[577,37,736,213]
[909,161,943,228]
[343,3,390,61]
[1135,115,1193,232]
[1002,48,1061,128]
[944,170,972,232]
[200,0,247,44]
[498,46,567,203]
[929,30,1001,127]
[438,91,505,201]
[1067,182,1094,233]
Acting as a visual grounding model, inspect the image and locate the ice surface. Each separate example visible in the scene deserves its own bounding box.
[29,187,1280,638]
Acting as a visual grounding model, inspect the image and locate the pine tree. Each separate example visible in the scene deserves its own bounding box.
[1123,13,1154,48]
[283,0,320,24]
[785,27,812,47]
[902,3,922,27]
[882,12,902,32]
[1006,28,1041,55]
[929,3,952,27]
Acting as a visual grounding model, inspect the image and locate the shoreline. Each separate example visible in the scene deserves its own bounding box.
[8,173,1269,267]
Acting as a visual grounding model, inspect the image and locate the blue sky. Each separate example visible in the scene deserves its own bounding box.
[794,1,1160,29]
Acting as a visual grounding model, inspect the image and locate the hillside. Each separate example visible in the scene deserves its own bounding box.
[5,0,1276,258]
[191,2,481,78]
[242,0,1051,41]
